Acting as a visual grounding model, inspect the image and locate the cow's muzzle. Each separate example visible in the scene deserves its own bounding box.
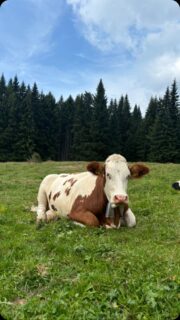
[114,194,128,205]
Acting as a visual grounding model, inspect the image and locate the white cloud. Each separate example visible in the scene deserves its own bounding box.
[66,0,180,112]
[1,0,180,114]
[67,0,180,52]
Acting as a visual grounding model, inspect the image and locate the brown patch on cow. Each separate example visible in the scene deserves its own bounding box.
[51,204,57,211]
[87,161,105,176]
[69,210,100,227]
[69,175,107,226]
[53,191,61,201]
[129,163,149,178]
[63,178,77,186]
[114,204,129,227]
[49,192,52,201]
[63,179,68,186]
[69,178,77,186]
[71,179,77,187]
[103,204,129,227]
[104,217,114,226]
[65,187,71,196]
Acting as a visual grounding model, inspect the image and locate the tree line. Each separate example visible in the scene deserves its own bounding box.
[0,74,179,162]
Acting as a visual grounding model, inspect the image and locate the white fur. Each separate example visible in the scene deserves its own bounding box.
[124,208,136,227]
[104,154,130,205]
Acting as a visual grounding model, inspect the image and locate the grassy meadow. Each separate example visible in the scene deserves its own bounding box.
[0,161,179,320]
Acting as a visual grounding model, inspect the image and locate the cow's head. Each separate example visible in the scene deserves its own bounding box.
[87,154,149,207]
[172,181,180,190]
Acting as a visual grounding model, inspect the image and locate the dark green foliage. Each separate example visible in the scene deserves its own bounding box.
[88,79,110,160]
[71,92,93,160]
[0,74,180,162]
[126,105,144,161]
[59,95,75,160]
[143,97,159,160]
[147,85,180,162]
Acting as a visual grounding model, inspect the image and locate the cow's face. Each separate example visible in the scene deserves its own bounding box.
[104,154,130,207]
[87,154,149,208]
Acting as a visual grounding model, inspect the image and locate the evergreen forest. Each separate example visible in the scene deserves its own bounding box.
[0,74,179,163]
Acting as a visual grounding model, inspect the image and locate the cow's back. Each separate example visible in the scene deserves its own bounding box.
[48,172,97,217]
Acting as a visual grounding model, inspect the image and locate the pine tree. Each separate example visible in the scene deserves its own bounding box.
[108,99,119,154]
[149,90,178,162]
[144,97,159,160]
[56,96,64,160]
[14,85,35,160]
[0,75,7,160]
[71,95,85,160]
[121,94,131,158]
[60,96,75,160]
[31,83,40,155]
[2,78,21,160]
[89,80,110,160]
[35,92,59,160]
[126,105,143,161]
[71,92,93,160]
[170,80,180,161]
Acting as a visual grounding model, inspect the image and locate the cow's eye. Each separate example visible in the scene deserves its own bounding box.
[106,173,112,179]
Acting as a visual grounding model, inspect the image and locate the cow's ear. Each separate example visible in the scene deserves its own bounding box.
[87,161,105,175]
[129,163,149,178]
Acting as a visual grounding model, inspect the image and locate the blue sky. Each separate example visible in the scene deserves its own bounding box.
[0,0,180,113]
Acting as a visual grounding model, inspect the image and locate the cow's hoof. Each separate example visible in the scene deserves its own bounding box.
[105,223,116,229]
[36,219,46,229]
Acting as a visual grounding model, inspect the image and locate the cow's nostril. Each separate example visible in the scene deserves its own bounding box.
[114,195,128,203]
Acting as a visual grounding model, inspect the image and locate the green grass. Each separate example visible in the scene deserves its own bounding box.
[0,161,179,320]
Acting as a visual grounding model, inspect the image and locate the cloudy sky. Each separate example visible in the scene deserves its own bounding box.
[0,0,180,113]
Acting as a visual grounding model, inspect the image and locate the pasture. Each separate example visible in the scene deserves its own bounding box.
[0,161,179,320]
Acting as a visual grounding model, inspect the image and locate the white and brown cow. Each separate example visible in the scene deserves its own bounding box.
[172,181,180,190]
[35,154,149,228]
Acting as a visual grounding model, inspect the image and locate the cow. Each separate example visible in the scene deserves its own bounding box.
[172,181,180,190]
[35,154,149,228]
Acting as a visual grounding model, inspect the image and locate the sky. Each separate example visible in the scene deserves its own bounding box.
[0,0,180,113]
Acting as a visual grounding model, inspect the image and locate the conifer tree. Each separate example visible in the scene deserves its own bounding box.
[0,75,7,160]
[37,92,59,160]
[144,97,159,160]
[3,78,20,160]
[14,85,35,160]
[170,80,180,161]
[71,92,93,160]
[89,80,110,160]
[108,99,119,154]
[60,95,75,160]
[127,105,143,161]
[149,92,177,162]
[121,94,131,158]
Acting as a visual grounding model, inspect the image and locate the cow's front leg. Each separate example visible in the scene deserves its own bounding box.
[46,210,60,222]
[68,210,100,227]
[37,204,47,223]
[123,208,136,227]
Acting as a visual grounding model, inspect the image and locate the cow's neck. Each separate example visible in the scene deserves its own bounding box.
[70,175,107,217]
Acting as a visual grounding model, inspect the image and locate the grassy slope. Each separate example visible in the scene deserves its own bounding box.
[0,161,179,320]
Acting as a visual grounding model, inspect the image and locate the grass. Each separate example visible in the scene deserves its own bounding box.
[0,161,179,320]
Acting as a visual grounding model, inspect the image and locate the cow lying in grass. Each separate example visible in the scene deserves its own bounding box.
[35,154,149,228]
[172,181,180,190]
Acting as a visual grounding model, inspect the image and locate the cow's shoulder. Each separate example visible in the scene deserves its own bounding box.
[41,174,59,187]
